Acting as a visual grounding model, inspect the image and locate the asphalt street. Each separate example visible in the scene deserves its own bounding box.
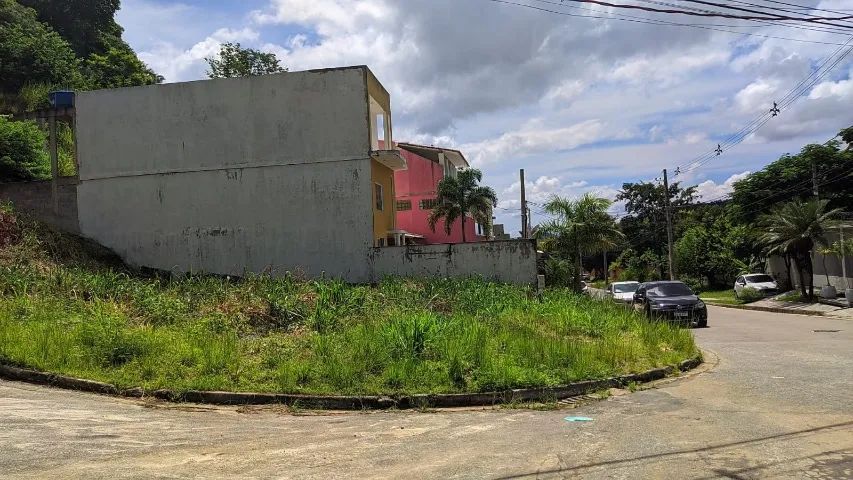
[1,306,851,479]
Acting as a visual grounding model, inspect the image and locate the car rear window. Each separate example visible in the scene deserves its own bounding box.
[647,283,693,297]
[613,283,639,293]
[745,274,774,283]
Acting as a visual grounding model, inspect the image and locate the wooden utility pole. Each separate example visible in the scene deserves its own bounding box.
[520,169,528,239]
[663,168,675,281]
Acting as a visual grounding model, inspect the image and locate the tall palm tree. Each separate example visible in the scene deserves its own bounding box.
[428,168,497,243]
[759,199,841,300]
[536,193,624,291]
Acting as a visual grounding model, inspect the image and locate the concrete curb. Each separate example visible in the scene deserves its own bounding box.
[0,356,702,410]
[705,302,825,317]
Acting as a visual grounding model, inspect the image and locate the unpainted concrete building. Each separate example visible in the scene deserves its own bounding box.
[75,66,406,282]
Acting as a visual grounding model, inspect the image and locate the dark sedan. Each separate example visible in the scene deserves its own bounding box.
[633,281,708,328]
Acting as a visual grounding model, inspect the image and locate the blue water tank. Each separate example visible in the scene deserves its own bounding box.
[49,90,75,108]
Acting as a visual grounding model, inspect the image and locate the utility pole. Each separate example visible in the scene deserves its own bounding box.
[812,160,819,199]
[663,168,675,281]
[603,250,609,287]
[520,169,528,239]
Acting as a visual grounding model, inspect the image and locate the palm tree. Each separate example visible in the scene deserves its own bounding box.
[428,168,497,243]
[759,199,841,300]
[536,193,624,292]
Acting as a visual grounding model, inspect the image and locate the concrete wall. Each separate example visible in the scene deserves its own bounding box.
[76,66,377,281]
[0,178,79,233]
[767,229,853,291]
[368,240,538,285]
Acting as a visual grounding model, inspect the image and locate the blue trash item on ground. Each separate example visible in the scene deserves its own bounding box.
[564,416,593,422]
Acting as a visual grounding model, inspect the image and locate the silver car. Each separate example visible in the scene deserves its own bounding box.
[734,274,779,298]
[606,281,640,303]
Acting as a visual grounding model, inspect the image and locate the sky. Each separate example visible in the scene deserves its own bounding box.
[116,0,853,234]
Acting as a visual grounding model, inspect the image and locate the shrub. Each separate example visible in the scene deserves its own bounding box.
[0,117,50,181]
[738,287,764,303]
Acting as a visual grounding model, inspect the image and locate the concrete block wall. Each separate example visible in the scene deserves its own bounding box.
[0,178,79,233]
[368,240,539,285]
[75,66,377,281]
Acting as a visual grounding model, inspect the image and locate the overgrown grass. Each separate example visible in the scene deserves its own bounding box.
[0,206,698,395]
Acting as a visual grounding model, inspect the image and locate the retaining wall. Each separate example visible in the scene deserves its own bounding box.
[0,178,79,233]
[369,239,539,285]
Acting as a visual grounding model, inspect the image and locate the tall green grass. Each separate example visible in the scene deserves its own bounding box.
[0,208,698,395]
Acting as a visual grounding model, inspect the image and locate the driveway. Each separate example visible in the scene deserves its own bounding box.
[1,307,851,479]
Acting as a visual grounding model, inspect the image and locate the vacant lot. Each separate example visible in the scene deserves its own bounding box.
[0,205,697,395]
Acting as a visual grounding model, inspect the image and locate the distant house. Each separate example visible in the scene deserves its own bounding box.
[393,143,489,244]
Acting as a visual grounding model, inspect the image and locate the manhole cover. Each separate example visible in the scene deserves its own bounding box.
[813,329,841,333]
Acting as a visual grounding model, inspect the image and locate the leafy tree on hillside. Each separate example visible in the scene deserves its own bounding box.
[17,0,120,56]
[0,0,82,107]
[428,168,497,243]
[0,117,50,181]
[537,194,623,291]
[84,46,162,88]
[759,199,841,300]
[13,0,160,90]
[206,43,287,78]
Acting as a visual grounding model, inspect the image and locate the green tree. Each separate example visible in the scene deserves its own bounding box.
[0,117,50,181]
[83,46,162,88]
[616,180,696,255]
[427,169,497,243]
[731,131,853,222]
[17,0,120,57]
[675,225,747,288]
[0,0,82,106]
[205,43,287,78]
[759,199,841,300]
[537,193,624,291]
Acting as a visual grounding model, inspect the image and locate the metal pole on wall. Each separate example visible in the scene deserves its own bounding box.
[841,223,848,290]
[520,169,528,239]
[48,111,59,215]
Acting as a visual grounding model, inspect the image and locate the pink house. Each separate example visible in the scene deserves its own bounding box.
[393,143,488,244]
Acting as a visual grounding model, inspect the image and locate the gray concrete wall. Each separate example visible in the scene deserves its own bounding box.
[76,67,376,281]
[369,240,539,285]
[767,229,853,291]
[0,178,79,233]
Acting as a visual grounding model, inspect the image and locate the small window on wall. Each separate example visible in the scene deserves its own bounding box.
[396,200,412,211]
[419,198,439,210]
[375,183,384,211]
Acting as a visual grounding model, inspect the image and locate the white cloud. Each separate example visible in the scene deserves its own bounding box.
[137,28,260,82]
[694,171,751,201]
[462,120,608,166]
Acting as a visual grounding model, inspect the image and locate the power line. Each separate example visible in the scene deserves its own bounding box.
[485,0,853,46]
[635,0,853,35]
[672,37,853,176]
[556,0,853,28]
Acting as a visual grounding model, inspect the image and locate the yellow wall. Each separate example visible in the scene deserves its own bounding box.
[371,159,395,245]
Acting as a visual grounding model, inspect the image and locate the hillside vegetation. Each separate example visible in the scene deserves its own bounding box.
[0,205,697,395]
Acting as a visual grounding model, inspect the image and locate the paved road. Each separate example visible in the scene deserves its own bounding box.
[1,307,851,479]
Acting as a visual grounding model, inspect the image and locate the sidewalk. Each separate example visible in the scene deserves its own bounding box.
[721,296,853,320]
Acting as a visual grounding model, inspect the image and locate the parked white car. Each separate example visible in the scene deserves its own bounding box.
[606,281,640,303]
[734,274,779,298]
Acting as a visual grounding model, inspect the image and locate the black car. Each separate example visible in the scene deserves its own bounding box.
[633,281,708,328]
